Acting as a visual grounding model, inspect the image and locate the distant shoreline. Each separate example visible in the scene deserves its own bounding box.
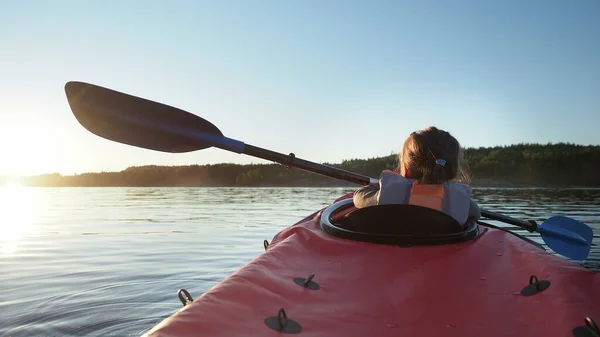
[3,142,600,188]
[5,178,599,189]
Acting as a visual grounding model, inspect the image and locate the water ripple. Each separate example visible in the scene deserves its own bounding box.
[0,186,598,336]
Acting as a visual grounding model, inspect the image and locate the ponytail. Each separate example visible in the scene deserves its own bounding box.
[400,126,468,184]
[419,152,448,184]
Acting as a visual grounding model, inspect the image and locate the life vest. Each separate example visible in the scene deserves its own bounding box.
[376,170,472,224]
[408,180,445,211]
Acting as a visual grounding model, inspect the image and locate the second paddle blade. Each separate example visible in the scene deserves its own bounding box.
[64,81,223,153]
[539,216,593,261]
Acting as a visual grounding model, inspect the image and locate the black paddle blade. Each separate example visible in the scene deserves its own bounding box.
[64,81,223,153]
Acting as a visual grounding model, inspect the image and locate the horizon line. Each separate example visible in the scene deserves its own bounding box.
[3,141,599,178]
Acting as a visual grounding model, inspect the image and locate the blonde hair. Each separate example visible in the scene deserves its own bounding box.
[398,126,470,184]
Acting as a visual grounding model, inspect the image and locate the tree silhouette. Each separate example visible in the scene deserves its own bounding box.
[9,143,600,187]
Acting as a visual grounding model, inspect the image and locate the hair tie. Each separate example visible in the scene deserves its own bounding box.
[436,159,446,167]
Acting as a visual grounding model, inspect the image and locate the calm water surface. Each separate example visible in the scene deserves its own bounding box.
[1,186,599,336]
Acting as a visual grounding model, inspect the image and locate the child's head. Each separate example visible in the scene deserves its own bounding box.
[399,126,469,184]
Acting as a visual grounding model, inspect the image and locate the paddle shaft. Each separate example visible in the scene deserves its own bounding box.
[195,130,378,186]
[243,144,378,186]
[480,209,536,232]
[245,141,536,232]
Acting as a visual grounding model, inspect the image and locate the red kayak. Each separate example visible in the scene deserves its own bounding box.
[141,193,600,337]
[60,81,599,336]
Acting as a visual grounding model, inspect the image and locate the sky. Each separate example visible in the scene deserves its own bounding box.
[0,0,599,176]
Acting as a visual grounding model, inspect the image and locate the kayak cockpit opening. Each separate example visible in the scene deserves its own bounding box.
[319,198,479,246]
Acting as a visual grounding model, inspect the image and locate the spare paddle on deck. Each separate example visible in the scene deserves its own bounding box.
[64,81,595,261]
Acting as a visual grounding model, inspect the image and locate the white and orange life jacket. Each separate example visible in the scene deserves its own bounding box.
[376,170,473,224]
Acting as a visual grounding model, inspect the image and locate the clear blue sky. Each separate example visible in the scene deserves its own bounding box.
[1,0,598,175]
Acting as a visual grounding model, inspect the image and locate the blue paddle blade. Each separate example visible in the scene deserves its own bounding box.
[538,216,593,261]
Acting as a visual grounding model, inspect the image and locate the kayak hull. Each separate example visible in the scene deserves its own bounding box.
[142,196,600,337]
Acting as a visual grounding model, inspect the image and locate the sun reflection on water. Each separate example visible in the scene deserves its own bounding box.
[0,182,40,255]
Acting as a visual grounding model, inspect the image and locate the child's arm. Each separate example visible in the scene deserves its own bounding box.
[353,183,380,208]
[469,199,481,220]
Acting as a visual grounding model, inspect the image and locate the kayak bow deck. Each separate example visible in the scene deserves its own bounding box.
[141,194,600,337]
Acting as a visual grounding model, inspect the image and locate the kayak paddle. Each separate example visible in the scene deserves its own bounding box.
[63,81,595,261]
[64,81,377,186]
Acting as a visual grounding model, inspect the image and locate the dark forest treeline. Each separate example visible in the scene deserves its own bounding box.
[6,143,600,187]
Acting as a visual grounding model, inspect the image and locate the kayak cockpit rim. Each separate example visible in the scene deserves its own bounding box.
[319,198,480,246]
[319,199,547,251]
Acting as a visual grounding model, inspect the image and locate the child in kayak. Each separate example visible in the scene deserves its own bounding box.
[353,126,480,225]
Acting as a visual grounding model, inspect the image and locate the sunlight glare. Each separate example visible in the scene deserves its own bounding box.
[0,183,40,255]
[0,118,60,176]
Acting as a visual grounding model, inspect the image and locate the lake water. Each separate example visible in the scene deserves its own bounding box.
[1,186,599,336]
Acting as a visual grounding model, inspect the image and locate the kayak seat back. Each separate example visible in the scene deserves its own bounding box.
[320,198,479,246]
[338,204,462,235]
